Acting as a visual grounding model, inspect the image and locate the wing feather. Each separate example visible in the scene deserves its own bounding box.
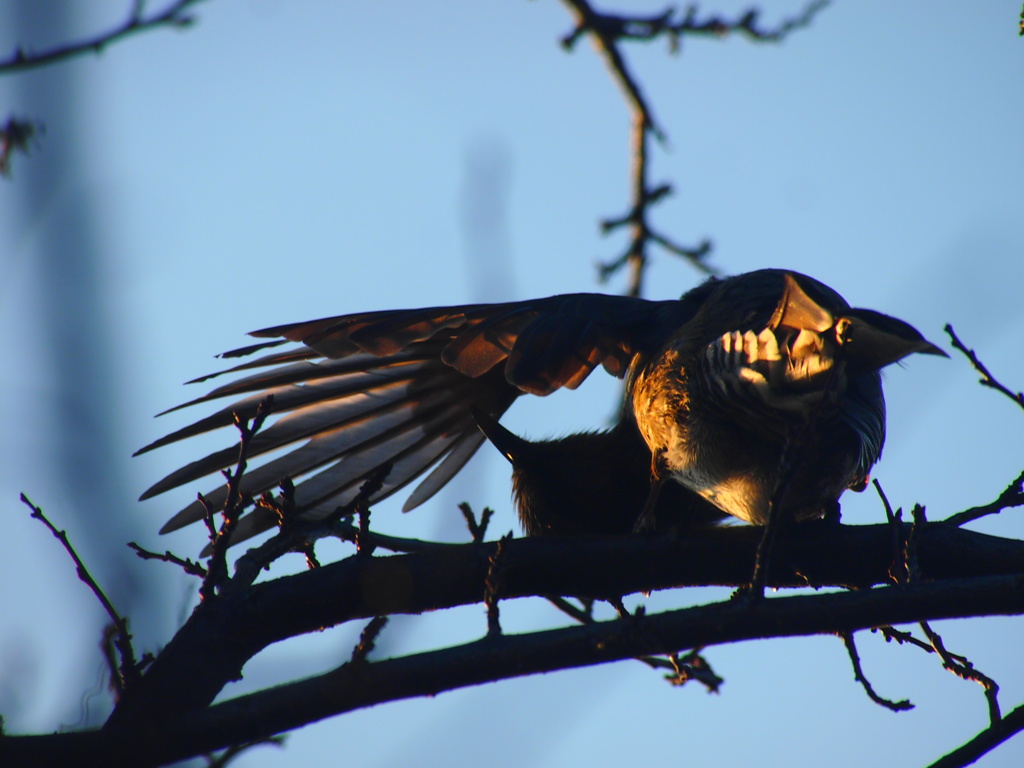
[143,292,678,545]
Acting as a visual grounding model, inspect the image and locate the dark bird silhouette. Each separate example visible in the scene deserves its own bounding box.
[138,269,945,543]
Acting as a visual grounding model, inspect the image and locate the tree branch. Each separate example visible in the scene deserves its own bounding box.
[4,570,1021,767]
[18,494,140,695]
[88,522,1024,742]
[945,324,1024,412]
[0,0,208,75]
[942,468,1024,528]
[926,702,1024,768]
[560,2,827,292]
[840,631,914,711]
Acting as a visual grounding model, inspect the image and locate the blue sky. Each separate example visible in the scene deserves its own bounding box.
[1,2,1022,766]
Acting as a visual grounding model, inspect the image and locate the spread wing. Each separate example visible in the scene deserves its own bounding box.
[138,293,688,544]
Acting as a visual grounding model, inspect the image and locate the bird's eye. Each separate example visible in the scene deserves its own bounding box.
[835,318,855,345]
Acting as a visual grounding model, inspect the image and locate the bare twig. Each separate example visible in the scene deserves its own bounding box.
[199,398,272,601]
[926,702,1024,768]
[874,479,909,585]
[329,522,460,554]
[661,649,723,692]
[0,0,207,75]
[127,541,207,578]
[559,0,717,293]
[561,2,829,52]
[459,502,494,544]
[919,620,1001,725]
[0,117,40,177]
[259,477,297,532]
[560,0,666,139]
[906,503,927,584]
[879,499,1002,724]
[546,595,595,624]
[943,469,1024,528]
[19,494,139,695]
[560,2,826,292]
[945,324,1024,411]
[351,464,395,558]
[547,596,722,692]
[204,735,286,767]
[257,479,320,568]
[877,625,990,673]
[231,462,395,587]
[609,596,633,619]
[350,617,388,665]
[874,478,897,522]
[484,534,513,637]
[839,631,913,711]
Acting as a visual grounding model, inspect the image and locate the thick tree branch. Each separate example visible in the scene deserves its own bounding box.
[176,575,1023,759]
[927,702,1024,768]
[4,571,1021,767]
[90,522,1024,740]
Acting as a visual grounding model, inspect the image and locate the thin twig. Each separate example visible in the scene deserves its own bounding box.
[19,494,139,694]
[546,596,595,624]
[546,596,721,691]
[943,468,1024,527]
[945,324,1024,411]
[459,502,494,544]
[0,0,207,75]
[560,0,665,139]
[351,464,394,558]
[0,117,40,177]
[562,2,829,51]
[204,735,286,767]
[906,504,927,584]
[256,479,320,568]
[559,0,719,292]
[199,398,272,600]
[231,462,395,587]
[330,522,461,554]
[919,620,1001,725]
[350,617,388,665]
[839,631,913,711]
[661,649,724,692]
[561,2,826,290]
[876,625,985,669]
[484,534,513,637]
[874,479,908,584]
[127,542,207,578]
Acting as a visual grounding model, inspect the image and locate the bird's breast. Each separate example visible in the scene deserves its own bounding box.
[630,326,853,525]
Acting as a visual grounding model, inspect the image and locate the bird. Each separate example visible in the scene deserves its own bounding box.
[137,269,946,544]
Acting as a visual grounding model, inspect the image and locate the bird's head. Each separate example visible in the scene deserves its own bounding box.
[770,273,947,374]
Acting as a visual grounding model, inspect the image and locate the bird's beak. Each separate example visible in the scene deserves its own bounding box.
[836,308,949,372]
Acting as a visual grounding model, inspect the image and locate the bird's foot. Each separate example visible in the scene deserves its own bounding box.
[633,469,667,534]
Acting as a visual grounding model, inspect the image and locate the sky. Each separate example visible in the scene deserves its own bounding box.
[0,1,1022,766]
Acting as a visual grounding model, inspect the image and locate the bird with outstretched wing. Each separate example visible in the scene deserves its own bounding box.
[138,269,945,544]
